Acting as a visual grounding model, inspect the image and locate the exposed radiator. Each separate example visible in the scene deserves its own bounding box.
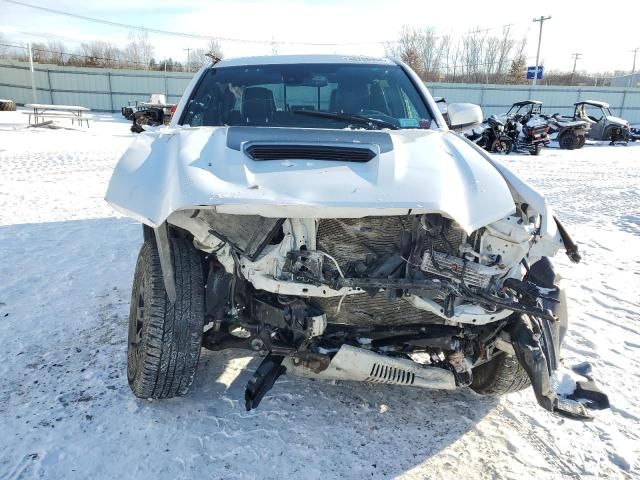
[421,250,494,289]
[315,216,466,326]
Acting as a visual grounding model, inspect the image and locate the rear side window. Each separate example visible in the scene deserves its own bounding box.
[180,63,432,130]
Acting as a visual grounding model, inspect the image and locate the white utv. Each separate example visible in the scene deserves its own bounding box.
[106,55,591,418]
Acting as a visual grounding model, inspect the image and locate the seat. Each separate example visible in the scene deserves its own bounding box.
[333,80,370,114]
[242,87,276,124]
[329,89,337,112]
[369,82,390,115]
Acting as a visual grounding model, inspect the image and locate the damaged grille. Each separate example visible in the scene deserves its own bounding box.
[315,216,466,326]
[421,251,492,289]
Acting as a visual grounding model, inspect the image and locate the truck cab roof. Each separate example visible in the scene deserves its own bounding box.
[214,54,396,68]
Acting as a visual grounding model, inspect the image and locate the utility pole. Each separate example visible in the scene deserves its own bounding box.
[632,48,639,73]
[184,48,192,72]
[28,42,37,103]
[630,48,639,88]
[532,15,551,86]
[571,52,582,85]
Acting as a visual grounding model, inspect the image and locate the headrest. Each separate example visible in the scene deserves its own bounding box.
[242,87,276,123]
[334,80,369,114]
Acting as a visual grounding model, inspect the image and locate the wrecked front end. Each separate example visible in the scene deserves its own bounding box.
[107,126,598,418]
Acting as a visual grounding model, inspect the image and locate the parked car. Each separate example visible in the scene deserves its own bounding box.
[106,55,594,419]
[572,100,634,144]
[504,100,550,155]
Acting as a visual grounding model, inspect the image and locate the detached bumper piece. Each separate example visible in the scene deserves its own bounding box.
[245,355,286,411]
[509,315,608,421]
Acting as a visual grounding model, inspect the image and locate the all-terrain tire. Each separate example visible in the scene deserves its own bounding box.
[490,138,513,155]
[0,99,17,111]
[470,352,531,395]
[558,132,577,150]
[576,135,586,149]
[127,238,205,399]
[529,144,543,156]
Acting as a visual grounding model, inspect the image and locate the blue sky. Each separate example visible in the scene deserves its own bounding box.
[1,0,638,73]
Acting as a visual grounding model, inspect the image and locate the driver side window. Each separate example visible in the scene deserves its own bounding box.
[584,106,602,122]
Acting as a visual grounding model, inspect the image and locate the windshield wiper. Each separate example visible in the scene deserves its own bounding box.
[292,110,399,130]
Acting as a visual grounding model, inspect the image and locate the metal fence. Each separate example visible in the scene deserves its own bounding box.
[2,61,640,122]
[428,82,640,122]
[0,61,194,111]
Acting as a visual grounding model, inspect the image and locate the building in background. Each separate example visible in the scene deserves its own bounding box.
[610,72,640,88]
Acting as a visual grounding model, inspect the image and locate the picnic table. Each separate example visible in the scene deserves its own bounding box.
[24,104,92,127]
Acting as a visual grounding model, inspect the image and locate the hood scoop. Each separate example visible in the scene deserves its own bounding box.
[244,143,377,162]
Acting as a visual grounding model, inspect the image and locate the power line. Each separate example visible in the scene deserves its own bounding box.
[0,41,160,68]
[2,0,397,46]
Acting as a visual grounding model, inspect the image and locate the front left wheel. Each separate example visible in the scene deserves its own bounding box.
[470,352,531,395]
[490,137,513,154]
[127,238,205,399]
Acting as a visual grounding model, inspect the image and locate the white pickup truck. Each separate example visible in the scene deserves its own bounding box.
[106,55,592,418]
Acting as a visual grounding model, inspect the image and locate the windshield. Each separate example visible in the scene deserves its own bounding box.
[578,104,604,122]
[507,103,541,117]
[179,63,433,129]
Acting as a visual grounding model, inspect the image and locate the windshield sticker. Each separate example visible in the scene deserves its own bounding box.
[399,118,420,128]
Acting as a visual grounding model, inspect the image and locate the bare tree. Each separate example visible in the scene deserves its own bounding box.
[506,36,528,84]
[386,26,449,80]
[385,26,425,77]
[45,40,66,65]
[494,26,515,83]
[187,40,224,71]
[124,31,154,69]
[76,41,119,67]
[0,33,8,58]
[417,28,440,80]
[205,39,223,61]
[483,36,500,81]
[387,24,527,84]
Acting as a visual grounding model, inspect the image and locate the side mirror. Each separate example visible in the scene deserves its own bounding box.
[446,103,483,131]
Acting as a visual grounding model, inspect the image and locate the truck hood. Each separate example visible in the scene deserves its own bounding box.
[105,126,516,233]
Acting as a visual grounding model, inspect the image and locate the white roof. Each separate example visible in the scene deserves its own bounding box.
[215,54,396,68]
[576,100,610,108]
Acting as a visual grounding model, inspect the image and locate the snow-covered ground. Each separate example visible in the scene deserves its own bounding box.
[0,110,638,479]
